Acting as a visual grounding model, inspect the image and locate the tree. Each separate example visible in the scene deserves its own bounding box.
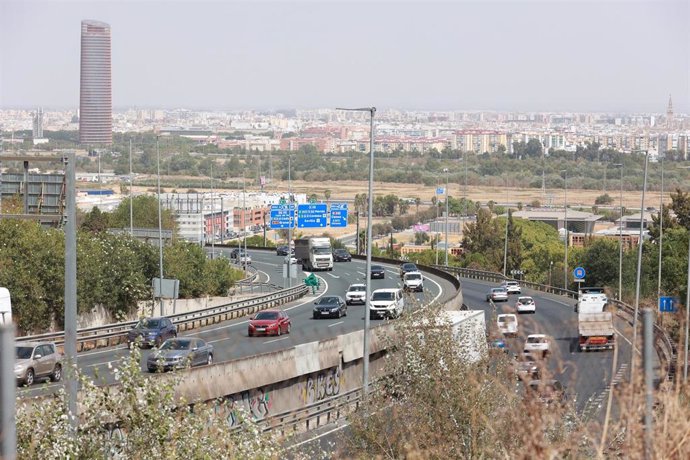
[414,197,421,215]
[110,195,177,232]
[324,189,332,203]
[505,210,523,274]
[647,204,678,242]
[81,207,111,233]
[594,193,614,205]
[670,187,690,229]
[414,231,430,245]
[461,208,503,271]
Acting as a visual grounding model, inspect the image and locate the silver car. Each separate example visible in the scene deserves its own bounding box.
[486,287,508,302]
[15,342,63,386]
[147,338,214,372]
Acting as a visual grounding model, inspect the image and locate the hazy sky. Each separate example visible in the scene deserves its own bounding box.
[1,0,688,113]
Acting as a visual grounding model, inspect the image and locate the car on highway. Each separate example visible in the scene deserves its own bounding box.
[313,295,348,319]
[514,351,542,381]
[486,287,508,302]
[501,280,521,295]
[515,296,536,314]
[524,334,551,357]
[248,310,291,337]
[332,248,352,262]
[369,288,405,319]
[237,252,252,265]
[345,283,367,305]
[14,342,63,386]
[127,316,177,349]
[526,379,567,406]
[402,271,424,292]
[497,313,518,337]
[146,338,214,373]
[284,254,298,265]
[399,262,418,278]
[370,265,386,279]
[276,245,290,256]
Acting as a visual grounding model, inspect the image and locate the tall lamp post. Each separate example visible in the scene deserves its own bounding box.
[336,106,376,396]
[677,165,690,382]
[443,168,449,266]
[657,158,664,304]
[156,137,164,316]
[613,163,623,299]
[561,170,568,290]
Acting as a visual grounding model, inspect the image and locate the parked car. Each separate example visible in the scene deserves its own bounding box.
[313,296,348,319]
[14,342,63,386]
[345,283,367,305]
[402,271,424,292]
[516,296,536,314]
[248,310,291,337]
[276,245,290,256]
[369,288,405,319]
[526,379,568,406]
[147,338,214,373]
[399,262,418,277]
[332,248,352,262]
[486,287,508,302]
[502,280,522,295]
[370,265,386,279]
[497,313,518,337]
[127,316,177,349]
[524,334,551,357]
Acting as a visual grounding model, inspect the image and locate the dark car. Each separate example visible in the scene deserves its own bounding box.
[399,262,418,277]
[526,379,568,406]
[248,310,291,337]
[127,316,177,349]
[332,249,352,262]
[370,265,385,279]
[147,338,214,372]
[313,296,347,319]
[276,245,290,256]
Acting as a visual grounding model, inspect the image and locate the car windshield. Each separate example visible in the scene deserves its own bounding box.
[255,311,279,320]
[335,249,348,255]
[16,346,34,359]
[349,285,365,292]
[403,264,416,270]
[527,336,546,344]
[160,339,191,351]
[316,297,339,305]
[313,247,331,255]
[519,298,533,304]
[371,266,383,271]
[493,288,506,293]
[498,316,516,324]
[406,273,422,280]
[136,318,160,329]
[372,292,395,301]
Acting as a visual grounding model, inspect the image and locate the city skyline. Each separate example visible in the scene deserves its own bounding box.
[1,0,688,113]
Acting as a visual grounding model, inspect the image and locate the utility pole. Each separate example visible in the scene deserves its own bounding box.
[561,170,568,290]
[444,168,449,266]
[156,138,164,316]
[129,138,133,236]
[64,151,78,433]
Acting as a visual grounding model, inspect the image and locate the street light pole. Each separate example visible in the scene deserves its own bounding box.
[613,163,623,300]
[657,158,664,303]
[444,168,449,266]
[337,106,376,397]
[684,231,690,382]
[561,170,568,290]
[129,138,133,236]
[156,137,164,316]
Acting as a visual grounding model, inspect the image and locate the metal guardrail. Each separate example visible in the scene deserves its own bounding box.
[16,284,309,352]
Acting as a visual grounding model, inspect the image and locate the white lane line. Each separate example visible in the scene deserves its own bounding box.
[327,273,340,279]
[357,271,366,276]
[84,359,120,369]
[425,275,444,304]
[80,345,128,357]
[287,422,350,450]
[264,336,290,344]
[257,269,271,284]
[327,321,345,328]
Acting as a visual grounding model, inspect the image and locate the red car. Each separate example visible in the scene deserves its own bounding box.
[248,310,291,337]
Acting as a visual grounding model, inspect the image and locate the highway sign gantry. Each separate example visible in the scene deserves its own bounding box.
[329,203,348,228]
[297,203,328,228]
[269,204,295,229]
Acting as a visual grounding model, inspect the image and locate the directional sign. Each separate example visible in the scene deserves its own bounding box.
[659,296,678,313]
[297,203,328,228]
[436,187,445,195]
[269,204,295,229]
[330,203,348,228]
[573,267,586,280]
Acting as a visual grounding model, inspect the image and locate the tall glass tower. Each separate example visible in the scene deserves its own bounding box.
[79,20,112,145]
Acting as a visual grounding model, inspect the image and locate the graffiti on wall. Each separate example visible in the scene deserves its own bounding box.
[214,387,272,427]
[300,364,344,405]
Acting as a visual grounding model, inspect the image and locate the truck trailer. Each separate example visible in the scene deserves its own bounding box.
[578,311,615,351]
[294,237,334,271]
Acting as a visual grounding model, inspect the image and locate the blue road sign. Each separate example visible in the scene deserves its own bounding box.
[269,204,295,229]
[330,203,348,228]
[436,187,445,195]
[659,296,678,313]
[573,267,586,279]
[297,203,328,228]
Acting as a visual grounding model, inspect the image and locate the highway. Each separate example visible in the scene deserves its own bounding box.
[17,249,456,399]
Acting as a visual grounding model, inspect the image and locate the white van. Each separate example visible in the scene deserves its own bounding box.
[370,288,405,319]
[0,287,12,325]
[403,271,424,292]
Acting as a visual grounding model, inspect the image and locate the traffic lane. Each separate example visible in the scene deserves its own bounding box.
[460,279,621,411]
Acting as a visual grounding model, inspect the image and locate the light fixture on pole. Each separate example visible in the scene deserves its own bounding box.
[336,106,376,397]
[561,169,568,290]
[613,163,623,300]
[156,137,164,316]
[443,167,449,266]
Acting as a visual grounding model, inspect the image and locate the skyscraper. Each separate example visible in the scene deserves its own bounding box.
[79,20,112,145]
[32,107,43,139]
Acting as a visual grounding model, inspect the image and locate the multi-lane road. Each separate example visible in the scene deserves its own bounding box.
[17,249,456,399]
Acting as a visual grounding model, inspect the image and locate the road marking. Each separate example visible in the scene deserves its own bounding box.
[357,271,366,276]
[257,269,270,284]
[287,422,350,450]
[327,273,340,279]
[328,321,345,328]
[264,336,290,344]
[80,346,128,357]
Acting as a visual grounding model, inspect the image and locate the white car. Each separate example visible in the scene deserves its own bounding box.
[369,288,405,319]
[402,271,424,292]
[515,296,536,314]
[345,283,367,305]
[283,255,298,265]
[524,334,551,357]
[497,314,518,338]
[502,281,521,295]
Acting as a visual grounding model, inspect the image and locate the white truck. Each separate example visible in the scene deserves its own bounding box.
[294,237,334,271]
[0,288,11,325]
[576,291,615,351]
